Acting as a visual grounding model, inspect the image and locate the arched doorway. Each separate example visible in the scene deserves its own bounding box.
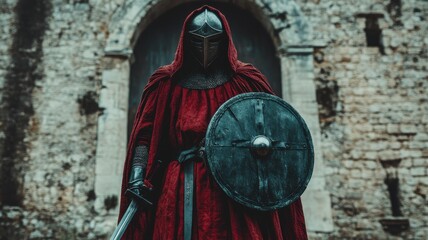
[128,3,281,134]
[98,0,333,233]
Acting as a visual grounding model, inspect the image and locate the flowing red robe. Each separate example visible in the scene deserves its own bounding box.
[119,5,308,240]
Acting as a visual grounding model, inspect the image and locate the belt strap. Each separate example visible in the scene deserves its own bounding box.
[177,146,201,240]
[183,160,194,240]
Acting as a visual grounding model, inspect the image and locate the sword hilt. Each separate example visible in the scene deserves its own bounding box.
[125,184,154,208]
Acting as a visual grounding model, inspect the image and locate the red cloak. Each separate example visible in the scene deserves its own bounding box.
[119,5,308,239]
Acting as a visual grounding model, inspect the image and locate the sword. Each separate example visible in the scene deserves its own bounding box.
[110,200,139,240]
[110,185,154,240]
[110,159,163,240]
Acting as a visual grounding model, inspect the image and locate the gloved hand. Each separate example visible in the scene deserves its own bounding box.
[126,145,148,200]
[127,165,145,198]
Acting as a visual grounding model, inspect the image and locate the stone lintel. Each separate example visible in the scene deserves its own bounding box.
[286,47,313,55]
[279,42,328,55]
[104,48,133,59]
[279,45,314,55]
[355,12,384,19]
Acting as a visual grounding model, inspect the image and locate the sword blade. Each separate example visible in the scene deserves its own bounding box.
[110,200,139,240]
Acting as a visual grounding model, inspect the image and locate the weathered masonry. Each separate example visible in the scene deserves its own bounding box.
[99,0,332,234]
[0,0,426,239]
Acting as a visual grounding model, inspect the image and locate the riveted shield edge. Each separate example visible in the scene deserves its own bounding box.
[205,92,314,211]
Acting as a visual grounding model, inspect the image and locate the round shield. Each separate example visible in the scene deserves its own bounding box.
[205,92,314,211]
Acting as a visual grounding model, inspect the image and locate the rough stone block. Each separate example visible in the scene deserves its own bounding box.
[365,161,378,169]
[389,142,402,149]
[400,150,423,158]
[417,177,428,185]
[351,169,362,178]
[356,219,374,230]
[361,170,375,179]
[412,158,427,167]
[414,133,428,141]
[386,123,401,134]
[364,151,378,160]
[411,167,427,176]
[409,141,425,149]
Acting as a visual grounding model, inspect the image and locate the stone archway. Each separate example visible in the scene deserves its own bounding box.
[96,0,333,233]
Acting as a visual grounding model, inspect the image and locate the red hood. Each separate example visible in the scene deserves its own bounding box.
[118,6,308,240]
[118,5,281,237]
[169,5,239,75]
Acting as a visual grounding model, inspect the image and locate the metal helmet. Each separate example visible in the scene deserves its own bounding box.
[186,9,225,69]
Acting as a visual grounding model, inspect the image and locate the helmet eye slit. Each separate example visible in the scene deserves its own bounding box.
[190,40,203,45]
[186,9,225,69]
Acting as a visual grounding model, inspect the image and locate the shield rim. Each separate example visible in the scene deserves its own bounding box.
[205,92,314,211]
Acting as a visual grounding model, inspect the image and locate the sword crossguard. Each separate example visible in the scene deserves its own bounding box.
[125,184,154,208]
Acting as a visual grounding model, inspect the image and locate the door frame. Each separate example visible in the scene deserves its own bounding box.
[96,0,333,233]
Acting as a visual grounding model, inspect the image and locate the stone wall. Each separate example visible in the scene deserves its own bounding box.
[300,0,428,238]
[0,0,426,239]
[0,0,123,238]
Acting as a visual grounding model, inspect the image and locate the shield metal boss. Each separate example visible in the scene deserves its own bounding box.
[205,92,314,211]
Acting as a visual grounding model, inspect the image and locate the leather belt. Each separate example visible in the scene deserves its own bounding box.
[177,145,205,240]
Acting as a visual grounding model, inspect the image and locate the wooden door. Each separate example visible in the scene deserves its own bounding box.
[129,3,281,134]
